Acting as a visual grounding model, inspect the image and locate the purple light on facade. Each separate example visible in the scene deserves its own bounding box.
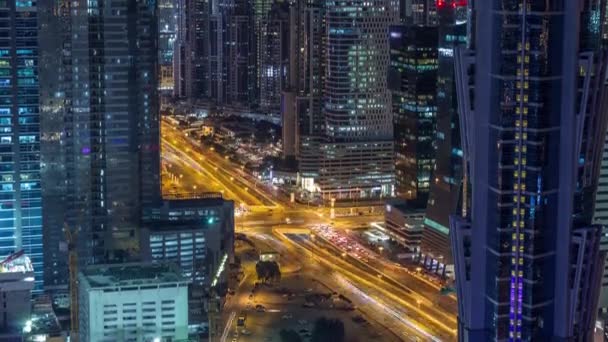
[82,146,91,155]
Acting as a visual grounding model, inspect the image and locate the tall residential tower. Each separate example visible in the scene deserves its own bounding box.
[451,0,608,340]
[67,0,160,266]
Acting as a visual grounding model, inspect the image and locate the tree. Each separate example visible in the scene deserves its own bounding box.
[255,261,282,283]
[280,329,303,342]
[311,317,345,342]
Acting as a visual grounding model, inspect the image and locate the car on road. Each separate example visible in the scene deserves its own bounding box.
[298,319,308,325]
[281,313,293,319]
[231,339,237,342]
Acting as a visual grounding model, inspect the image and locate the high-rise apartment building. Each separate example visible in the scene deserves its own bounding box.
[159,0,178,95]
[419,0,467,278]
[174,0,210,100]
[317,0,397,200]
[286,0,326,194]
[209,0,256,106]
[0,0,42,290]
[593,131,608,316]
[66,0,160,265]
[451,1,608,340]
[388,24,438,205]
[259,1,289,114]
[39,0,70,290]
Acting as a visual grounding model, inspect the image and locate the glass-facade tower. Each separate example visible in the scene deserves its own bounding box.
[419,0,467,277]
[0,0,41,290]
[318,0,398,200]
[388,24,438,205]
[452,0,608,340]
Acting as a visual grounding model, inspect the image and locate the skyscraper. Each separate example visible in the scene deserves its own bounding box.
[259,1,289,114]
[317,0,397,200]
[209,0,256,107]
[419,0,467,278]
[451,1,608,340]
[66,0,160,265]
[286,0,326,194]
[388,24,438,205]
[174,0,210,100]
[40,0,70,290]
[0,0,42,290]
[159,0,178,95]
[593,130,608,316]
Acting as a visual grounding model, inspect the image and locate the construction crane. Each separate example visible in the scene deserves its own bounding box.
[0,249,24,266]
[64,225,79,342]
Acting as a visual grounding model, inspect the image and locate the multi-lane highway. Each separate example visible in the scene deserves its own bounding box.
[160,118,458,341]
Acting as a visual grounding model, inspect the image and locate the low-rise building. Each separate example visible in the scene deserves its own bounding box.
[0,251,34,339]
[78,263,190,342]
[23,295,66,342]
[140,195,234,335]
[384,201,424,252]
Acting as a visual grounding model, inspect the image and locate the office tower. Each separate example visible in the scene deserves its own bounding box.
[451,1,608,340]
[259,1,289,114]
[0,252,34,339]
[159,0,178,95]
[409,0,437,25]
[140,195,234,332]
[0,0,43,290]
[39,0,69,290]
[66,0,160,265]
[388,25,438,205]
[420,0,467,278]
[209,0,256,106]
[78,263,190,341]
[318,0,397,200]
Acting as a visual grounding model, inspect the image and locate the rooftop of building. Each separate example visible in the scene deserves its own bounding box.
[80,263,189,289]
[386,200,426,216]
[0,251,34,274]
